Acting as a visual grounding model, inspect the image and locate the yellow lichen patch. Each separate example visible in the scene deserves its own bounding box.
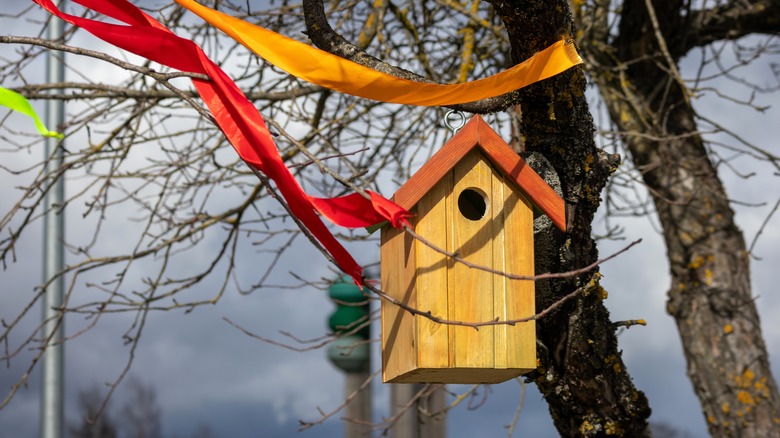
[704,269,713,285]
[737,391,756,406]
[678,282,686,292]
[598,287,608,300]
[707,414,716,424]
[735,369,755,387]
[721,402,730,414]
[723,324,733,334]
[604,354,622,373]
[535,358,546,382]
[688,255,705,269]
[755,377,770,398]
[584,154,594,173]
[547,87,556,121]
[773,417,780,425]
[636,319,647,326]
[604,421,623,436]
[579,419,595,435]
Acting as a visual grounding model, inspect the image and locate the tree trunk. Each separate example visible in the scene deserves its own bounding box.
[579,0,780,435]
[488,1,653,436]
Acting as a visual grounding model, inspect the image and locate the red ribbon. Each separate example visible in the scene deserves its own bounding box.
[34,0,411,284]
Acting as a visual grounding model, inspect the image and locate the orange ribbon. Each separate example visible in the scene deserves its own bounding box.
[175,0,583,106]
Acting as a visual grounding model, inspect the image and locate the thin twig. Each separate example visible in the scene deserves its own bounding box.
[405,225,642,282]
[612,319,647,329]
[223,313,376,352]
[747,195,780,260]
[364,280,588,331]
[506,378,526,437]
[297,369,380,431]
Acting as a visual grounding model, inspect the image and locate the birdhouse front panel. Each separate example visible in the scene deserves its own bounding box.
[381,148,537,384]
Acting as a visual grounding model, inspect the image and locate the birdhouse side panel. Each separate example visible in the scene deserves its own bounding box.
[497,178,536,371]
[414,173,452,370]
[449,151,496,369]
[380,224,417,382]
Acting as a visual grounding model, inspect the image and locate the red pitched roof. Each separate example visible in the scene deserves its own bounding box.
[393,115,566,231]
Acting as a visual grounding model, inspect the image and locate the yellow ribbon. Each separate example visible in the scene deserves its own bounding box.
[0,87,63,138]
[175,0,583,106]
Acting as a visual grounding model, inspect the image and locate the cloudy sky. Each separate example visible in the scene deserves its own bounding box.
[1,2,779,438]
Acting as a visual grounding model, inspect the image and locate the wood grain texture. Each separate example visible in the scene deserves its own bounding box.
[501,179,536,370]
[415,173,451,369]
[450,150,494,368]
[380,223,417,382]
[492,168,509,369]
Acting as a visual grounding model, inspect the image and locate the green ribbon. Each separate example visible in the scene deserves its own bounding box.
[0,87,63,139]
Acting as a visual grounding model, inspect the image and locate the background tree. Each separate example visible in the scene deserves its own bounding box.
[0,0,777,436]
[69,378,163,438]
[69,385,118,438]
[572,1,780,435]
[119,377,163,438]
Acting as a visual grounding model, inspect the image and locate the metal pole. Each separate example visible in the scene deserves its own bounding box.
[344,367,372,438]
[390,384,446,438]
[390,384,419,438]
[419,384,446,438]
[40,9,65,438]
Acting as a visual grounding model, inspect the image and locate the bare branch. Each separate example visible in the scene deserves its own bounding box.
[684,1,780,55]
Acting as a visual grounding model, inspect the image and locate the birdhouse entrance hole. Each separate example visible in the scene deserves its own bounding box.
[457,188,488,221]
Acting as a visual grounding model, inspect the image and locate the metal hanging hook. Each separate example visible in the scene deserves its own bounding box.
[443,110,466,136]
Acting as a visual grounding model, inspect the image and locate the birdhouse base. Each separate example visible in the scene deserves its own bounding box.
[384,366,534,384]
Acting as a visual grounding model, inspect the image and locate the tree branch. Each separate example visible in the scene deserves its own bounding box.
[683,1,780,55]
[9,82,322,102]
[1,36,323,102]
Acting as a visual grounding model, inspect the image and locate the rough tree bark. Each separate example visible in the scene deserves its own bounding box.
[303,0,653,435]
[577,0,780,436]
[489,2,652,435]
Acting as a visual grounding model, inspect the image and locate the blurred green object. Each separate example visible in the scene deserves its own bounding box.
[0,87,63,138]
[327,275,370,338]
[326,335,371,373]
[327,276,371,372]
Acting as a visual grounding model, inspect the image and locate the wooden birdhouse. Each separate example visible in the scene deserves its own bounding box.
[380,115,566,384]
